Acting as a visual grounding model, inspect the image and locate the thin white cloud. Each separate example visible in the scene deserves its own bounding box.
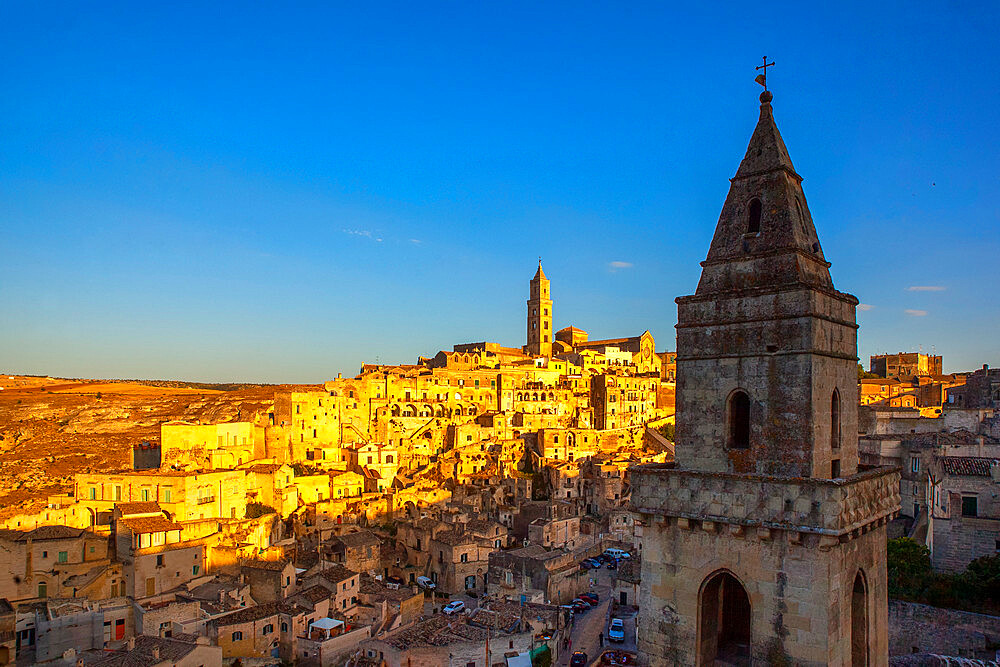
[608,261,634,271]
[858,303,875,311]
[409,239,422,245]
[343,229,383,242]
[906,285,946,292]
[905,309,928,317]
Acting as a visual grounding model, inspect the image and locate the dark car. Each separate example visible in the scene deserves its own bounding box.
[606,560,618,570]
[581,592,599,603]
[571,599,590,612]
[571,652,588,667]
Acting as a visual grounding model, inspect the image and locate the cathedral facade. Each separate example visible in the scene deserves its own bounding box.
[632,90,900,665]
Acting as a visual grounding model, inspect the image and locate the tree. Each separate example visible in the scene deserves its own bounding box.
[245,502,276,519]
[857,364,880,380]
[886,537,931,597]
[958,554,1000,614]
[656,422,675,441]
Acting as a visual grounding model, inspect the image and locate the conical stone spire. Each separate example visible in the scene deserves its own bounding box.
[696,91,832,296]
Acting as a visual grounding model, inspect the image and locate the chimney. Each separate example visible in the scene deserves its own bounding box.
[151,646,160,659]
[127,637,135,650]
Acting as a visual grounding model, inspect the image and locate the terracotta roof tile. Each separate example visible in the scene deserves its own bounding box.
[941,457,999,477]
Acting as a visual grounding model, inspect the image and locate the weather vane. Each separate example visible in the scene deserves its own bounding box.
[754,56,775,90]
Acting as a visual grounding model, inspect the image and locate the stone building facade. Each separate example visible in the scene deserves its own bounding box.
[632,89,899,665]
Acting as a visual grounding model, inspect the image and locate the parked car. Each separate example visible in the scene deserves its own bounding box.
[416,576,436,590]
[571,599,590,612]
[571,652,588,667]
[604,548,630,560]
[586,558,602,568]
[442,600,466,615]
[608,618,625,643]
[580,592,599,604]
[606,560,618,570]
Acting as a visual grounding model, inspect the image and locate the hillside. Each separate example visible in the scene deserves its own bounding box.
[0,375,310,519]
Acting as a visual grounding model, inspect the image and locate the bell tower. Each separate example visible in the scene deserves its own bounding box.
[675,86,859,480]
[526,260,552,357]
[633,84,899,666]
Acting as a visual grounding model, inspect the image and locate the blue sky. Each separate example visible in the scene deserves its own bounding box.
[2,2,998,382]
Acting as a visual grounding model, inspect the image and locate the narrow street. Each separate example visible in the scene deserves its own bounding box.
[559,567,614,666]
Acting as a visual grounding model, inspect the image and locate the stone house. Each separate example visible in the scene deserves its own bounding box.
[240,559,297,603]
[946,364,1000,409]
[527,516,580,550]
[113,505,206,600]
[355,574,423,634]
[487,545,582,605]
[159,420,263,471]
[305,564,361,615]
[75,469,249,525]
[329,470,366,499]
[209,600,305,661]
[0,525,112,601]
[424,520,507,595]
[33,597,132,661]
[325,530,381,574]
[243,463,298,516]
[927,456,1000,572]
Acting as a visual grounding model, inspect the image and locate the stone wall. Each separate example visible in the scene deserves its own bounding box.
[888,600,1000,661]
[637,512,890,665]
[632,464,900,535]
[931,514,1000,573]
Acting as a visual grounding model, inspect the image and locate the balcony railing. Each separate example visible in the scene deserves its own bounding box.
[196,496,216,505]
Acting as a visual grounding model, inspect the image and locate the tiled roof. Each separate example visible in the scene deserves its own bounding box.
[118,516,181,534]
[240,558,291,572]
[295,585,333,604]
[941,457,999,477]
[248,463,284,474]
[116,501,162,516]
[89,635,200,666]
[317,563,358,585]
[18,525,84,541]
[333,530,380,548]
[213,601,294,626]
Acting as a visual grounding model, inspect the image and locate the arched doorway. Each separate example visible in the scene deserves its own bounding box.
[851,570,868,666]
[698,571,751,665]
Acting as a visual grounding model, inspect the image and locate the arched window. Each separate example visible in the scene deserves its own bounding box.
[746,198,762,235]
[728,391,751,449]
[386,455,394,464]
[38,581,47,598]
[851,571,869,666]
[831,389,841,450]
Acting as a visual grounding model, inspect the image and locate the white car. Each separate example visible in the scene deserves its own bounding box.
[608,618,625,643]
[442,600,466,615]
[416,576,436,590]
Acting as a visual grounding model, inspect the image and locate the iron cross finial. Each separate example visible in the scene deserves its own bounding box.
[755,56,775,90]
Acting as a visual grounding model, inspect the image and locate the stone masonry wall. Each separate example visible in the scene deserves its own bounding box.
[632,465,900,535]
[888,600,1000,661]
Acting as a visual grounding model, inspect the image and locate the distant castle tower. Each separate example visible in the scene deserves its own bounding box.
[632,87,900,665]
[526,260,552,357]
